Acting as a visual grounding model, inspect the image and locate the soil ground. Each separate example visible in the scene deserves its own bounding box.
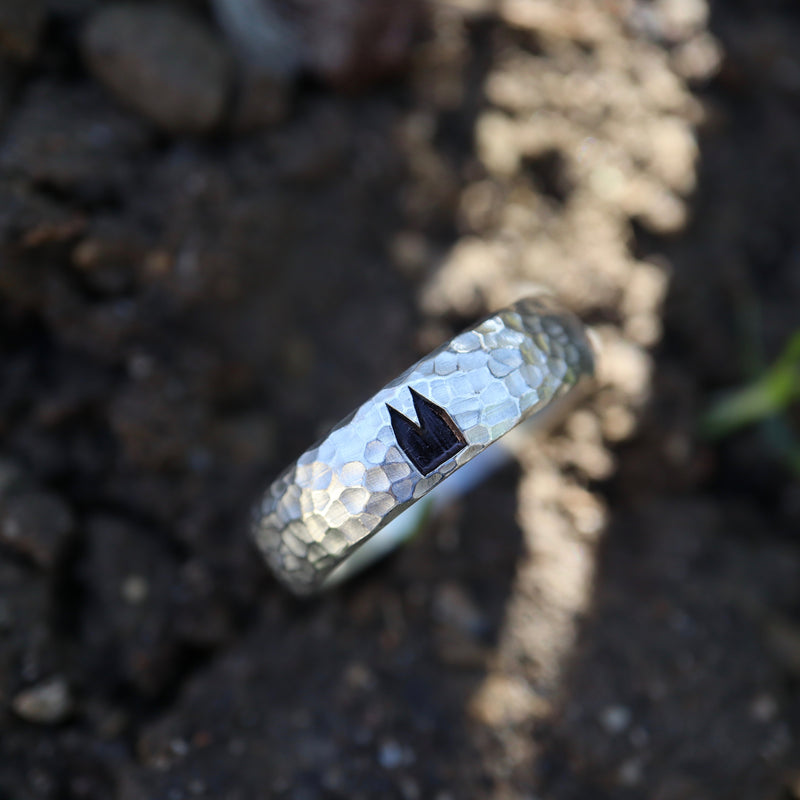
[1,1,799,799]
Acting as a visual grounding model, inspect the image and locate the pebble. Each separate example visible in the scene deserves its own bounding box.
[652,0,708,42]
[292,0,422,89]
[0,489,74,568]
[215,0,422,89]
[469,674,549,726]
[211,0,301,77]
[121,574,149,605]
[0,0,45,61]
[378,740,406,770]
[389,231,431,277]
[432,582,486,637]
[82,4,230,134]
[750,693,778,723]
[12,676,73,724]
[617,757,643,787]
[600,704,632,734]
[0,457,25,496]
[211,0,293,130]
[672,33,723,82]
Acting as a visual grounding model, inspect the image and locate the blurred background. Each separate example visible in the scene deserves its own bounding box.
[1,0,799,797]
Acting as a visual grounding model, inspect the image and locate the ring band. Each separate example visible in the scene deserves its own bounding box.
[253,296,595,595]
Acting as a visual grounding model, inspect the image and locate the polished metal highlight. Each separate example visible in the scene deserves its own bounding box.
[253,296,595,595]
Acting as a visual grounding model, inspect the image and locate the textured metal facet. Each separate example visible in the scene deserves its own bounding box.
[253,296,595,595]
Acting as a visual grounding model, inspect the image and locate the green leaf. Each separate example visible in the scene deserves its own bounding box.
[701,330,800,439]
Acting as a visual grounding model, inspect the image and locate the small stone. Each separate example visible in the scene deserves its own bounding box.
[0,490,74,568]
[342,661,374,691]
[390,231,431,277]
[290,0,422,90]
[652,0,708,43]
[82,3,230,134]
[121,574,149,605]
[12,676,73,724]
[71,224,148,295]
[433,582,486,637]
[212,0,301,78]
[212,0,293,131]
[750,693,778,723]
[617,757,643,787]
[0,0,45,61]
[0,457,25,496]
[215,0,422,90]
[469,674,550,726]
[600,704,632,734]
[378,740,405,770]
[672,33,723,82]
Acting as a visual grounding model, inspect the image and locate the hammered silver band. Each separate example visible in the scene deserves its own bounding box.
[253,296,595,595]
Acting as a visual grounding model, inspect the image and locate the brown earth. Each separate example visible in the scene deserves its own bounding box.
[0,1,799,798]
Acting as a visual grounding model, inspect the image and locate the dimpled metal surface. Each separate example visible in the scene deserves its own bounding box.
[253,297,595,594]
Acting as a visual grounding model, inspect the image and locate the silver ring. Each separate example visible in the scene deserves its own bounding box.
[253,296,595,595]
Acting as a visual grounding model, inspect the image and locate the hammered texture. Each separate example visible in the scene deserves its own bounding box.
[253,297,595,594]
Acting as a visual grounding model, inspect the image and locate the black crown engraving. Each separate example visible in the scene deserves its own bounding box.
[386,388,467,476]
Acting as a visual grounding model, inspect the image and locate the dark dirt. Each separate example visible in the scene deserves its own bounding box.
[1,1,799,798]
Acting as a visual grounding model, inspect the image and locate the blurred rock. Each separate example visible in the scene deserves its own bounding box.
[212,0,293,130]
[469,674,550,726]
[215,0,421,91]
[0,181,77,248]
[0,489,74,568]
[292,0,422,89]
[0,82,149,198]
[500,0,615,43]
[12,676,73,724]
[0,460,75,570]
[212,0,301,78]
[0,556,57,713]
[0,0,45,61]
[378,739,409,769]
[82,3,230,134]
[70,217,151,295]
[671,33,723,82]
[433,582,486,638]
[0,456,25,497]
[599,704,632,734]
[651,0,708,43]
